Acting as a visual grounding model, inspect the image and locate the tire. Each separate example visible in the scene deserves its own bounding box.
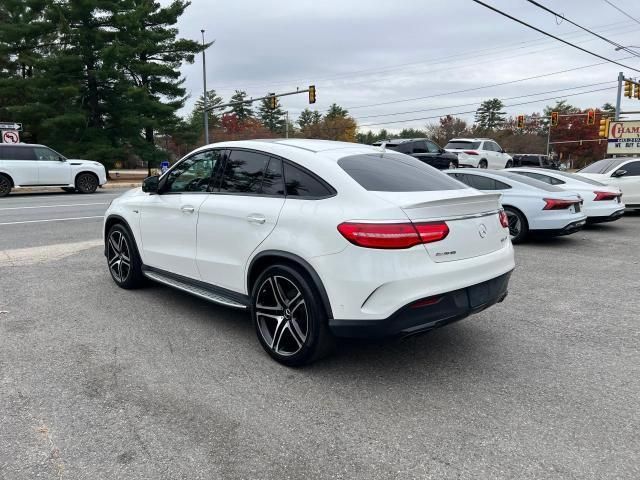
[478,159,488,169]
[505,160,513,168]
[61,187,76,193]
[76,173,98,194]
[106,224,145,289]
[448,160,458,169]
[0,174,11,197]
[251,264,334,366]
[504,206,529,244]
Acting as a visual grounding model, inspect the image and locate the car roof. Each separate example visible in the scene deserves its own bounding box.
[447,138,492,142]
[447,168,565,192]
[372,138,429,144]
[0,143,46,148]
[190,139,382,160]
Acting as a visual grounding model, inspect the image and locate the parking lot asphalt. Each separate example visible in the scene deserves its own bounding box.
[0,195,638,479]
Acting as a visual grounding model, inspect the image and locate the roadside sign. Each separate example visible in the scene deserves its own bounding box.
[0,122,22,131]
[2,130,20,144]
[160,160,170,173]
[607,120,640,155]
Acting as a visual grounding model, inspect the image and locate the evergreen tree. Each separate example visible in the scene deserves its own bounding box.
[189,89,223,134]
[258,95,286,133]
[474,98,506,130]
[325,103,348,120]
[227,90,254,122]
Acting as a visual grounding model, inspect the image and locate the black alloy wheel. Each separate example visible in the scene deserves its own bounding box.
[106,225,144,288]
[504,206,528,244]
[0,174,11,197]
[76,173,98,194]
[252,265,333,366]
[478,159,488,169]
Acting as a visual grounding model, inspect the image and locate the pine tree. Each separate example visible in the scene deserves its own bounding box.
[189,89,223,135]
[325,103,348,120]
[474,98,506,130]
[258,95,286,133]
[228,90,254,122]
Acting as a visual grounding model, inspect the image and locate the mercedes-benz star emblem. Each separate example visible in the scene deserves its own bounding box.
[478,223,488,238]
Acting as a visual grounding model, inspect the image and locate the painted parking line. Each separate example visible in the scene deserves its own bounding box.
[0,202,109,211]
[0,239,103,266]
[0,216,104,226]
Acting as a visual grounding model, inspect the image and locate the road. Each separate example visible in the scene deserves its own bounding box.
[0,192,638,479]
[0,189,128,250]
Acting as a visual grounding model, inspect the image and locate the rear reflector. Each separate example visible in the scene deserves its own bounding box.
[337,221,449,249]
[593,191,620,201]
[463,150,479,155]
[542,198,579,210]
[499,210,509,228]
[411,296,442,309]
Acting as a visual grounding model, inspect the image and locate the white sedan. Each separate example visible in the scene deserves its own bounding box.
[446,169,587,243]
[576,157,640,209]
[505,168,625,223]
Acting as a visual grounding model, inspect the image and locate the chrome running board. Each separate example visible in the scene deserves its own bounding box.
[143,270,247,309]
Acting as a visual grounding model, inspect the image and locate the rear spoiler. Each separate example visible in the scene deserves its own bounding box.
[400,193,503,220]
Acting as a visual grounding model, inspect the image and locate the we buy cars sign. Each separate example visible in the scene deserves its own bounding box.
[607,120,640,155]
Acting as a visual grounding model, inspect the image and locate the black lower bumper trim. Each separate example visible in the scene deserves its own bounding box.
[533,219,586,237]
[586,209,625,224]
[329,271,512,339]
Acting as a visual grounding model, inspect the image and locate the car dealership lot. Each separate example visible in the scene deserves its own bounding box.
[1,194,639,479]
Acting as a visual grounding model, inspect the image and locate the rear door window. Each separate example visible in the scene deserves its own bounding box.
[619,160,640,176]
[260,157,285,196]
[338,153,464,192]
[412,141,428,154]
[283,162,335,198]
[0,146,36,160]
[218,150,270,194]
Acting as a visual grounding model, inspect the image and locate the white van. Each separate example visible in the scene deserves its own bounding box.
[0,143,107,197]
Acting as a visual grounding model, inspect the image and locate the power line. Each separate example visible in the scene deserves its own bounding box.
[602,0,640,25]
[353,81,615,120]
[345,56,634,111]
[358,86,616,128]
[524,0,640,57]
[471,0,640,73]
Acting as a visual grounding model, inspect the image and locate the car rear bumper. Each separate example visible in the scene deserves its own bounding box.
[586,208,625,223]
[329,271,512,338]
[532,218,586,237]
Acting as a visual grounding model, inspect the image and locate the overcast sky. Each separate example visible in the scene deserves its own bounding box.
[167,0,640,133]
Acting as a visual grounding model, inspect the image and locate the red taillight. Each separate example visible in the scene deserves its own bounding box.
[499,210,509,228]
[593,191,619,201]
[542,198,579,210]
[337,221,449,249]
[463,150,479,155]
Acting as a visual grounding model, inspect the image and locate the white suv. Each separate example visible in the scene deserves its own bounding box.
[0,143,107,197]
[444,138,513,169]
[104,139,515,365]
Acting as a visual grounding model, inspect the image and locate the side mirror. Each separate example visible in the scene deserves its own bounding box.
[59,156,66,162]
[439,148,446,154]
[142,175,160,193]
[612,169,627,178]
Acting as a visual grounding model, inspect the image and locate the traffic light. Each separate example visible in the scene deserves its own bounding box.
[268,94,277,110]
[635,85,640,100]
[586,109,595,125]
[517,115,525,129]
[551,111,559,127]
[308,85,316,104]
[624,80,634,98]
[598,118,610,138]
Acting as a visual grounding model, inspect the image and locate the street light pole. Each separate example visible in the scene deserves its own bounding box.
[201,29,209,145]
[615,71,623,121]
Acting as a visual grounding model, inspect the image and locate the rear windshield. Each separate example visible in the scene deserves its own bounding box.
[489,170,565,192]
[445,141,481,150]
[579,158,627,174]
[338,153,465,192]
[552,171,606,186]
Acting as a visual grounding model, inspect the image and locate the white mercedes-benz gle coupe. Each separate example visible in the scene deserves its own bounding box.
[104,140,515,365]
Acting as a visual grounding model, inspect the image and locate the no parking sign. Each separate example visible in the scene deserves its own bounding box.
[2,130,20,144]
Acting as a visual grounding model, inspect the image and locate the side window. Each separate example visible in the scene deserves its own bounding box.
[494,180,512,190]
[4,147,36,160]
[523,156,539,166]
[426,141,440,153]
[412,141,428,154]
[283,162,334,198]
[482,142,493,152]
[33,147,61,161]
[450,173,474,187]
[260,157,285,196]
[219,150,270,194]
[164,150,220,193]
[519,171,553,184]
[466,175,499,190]
[492,142,503,152]
[619,161,640,176]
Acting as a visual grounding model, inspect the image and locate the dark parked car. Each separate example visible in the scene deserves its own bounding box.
[372,138,458,170]
[511,154,560,170]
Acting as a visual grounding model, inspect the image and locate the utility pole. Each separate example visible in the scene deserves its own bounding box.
[285,111,289,138]
[201,29,209,144]
[615,71,623,121]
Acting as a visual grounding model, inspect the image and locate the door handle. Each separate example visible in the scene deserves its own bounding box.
[247,214,266,224]
[181,205,195,214]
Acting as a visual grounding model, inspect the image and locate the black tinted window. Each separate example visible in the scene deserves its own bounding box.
[0,146,36,160]
[219,150,269,194]
[491,170,564,192]
[339,153,464,192]
[412,141,428,154]
[451,173,510,190]
[620,161,640,176]
[516,171,558,184]
[426,141,440,153]
[260,157,285,195]
[165,150,220,193]
[284,163,334,197]
[579,158,626,174]
[445,141,481,150]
